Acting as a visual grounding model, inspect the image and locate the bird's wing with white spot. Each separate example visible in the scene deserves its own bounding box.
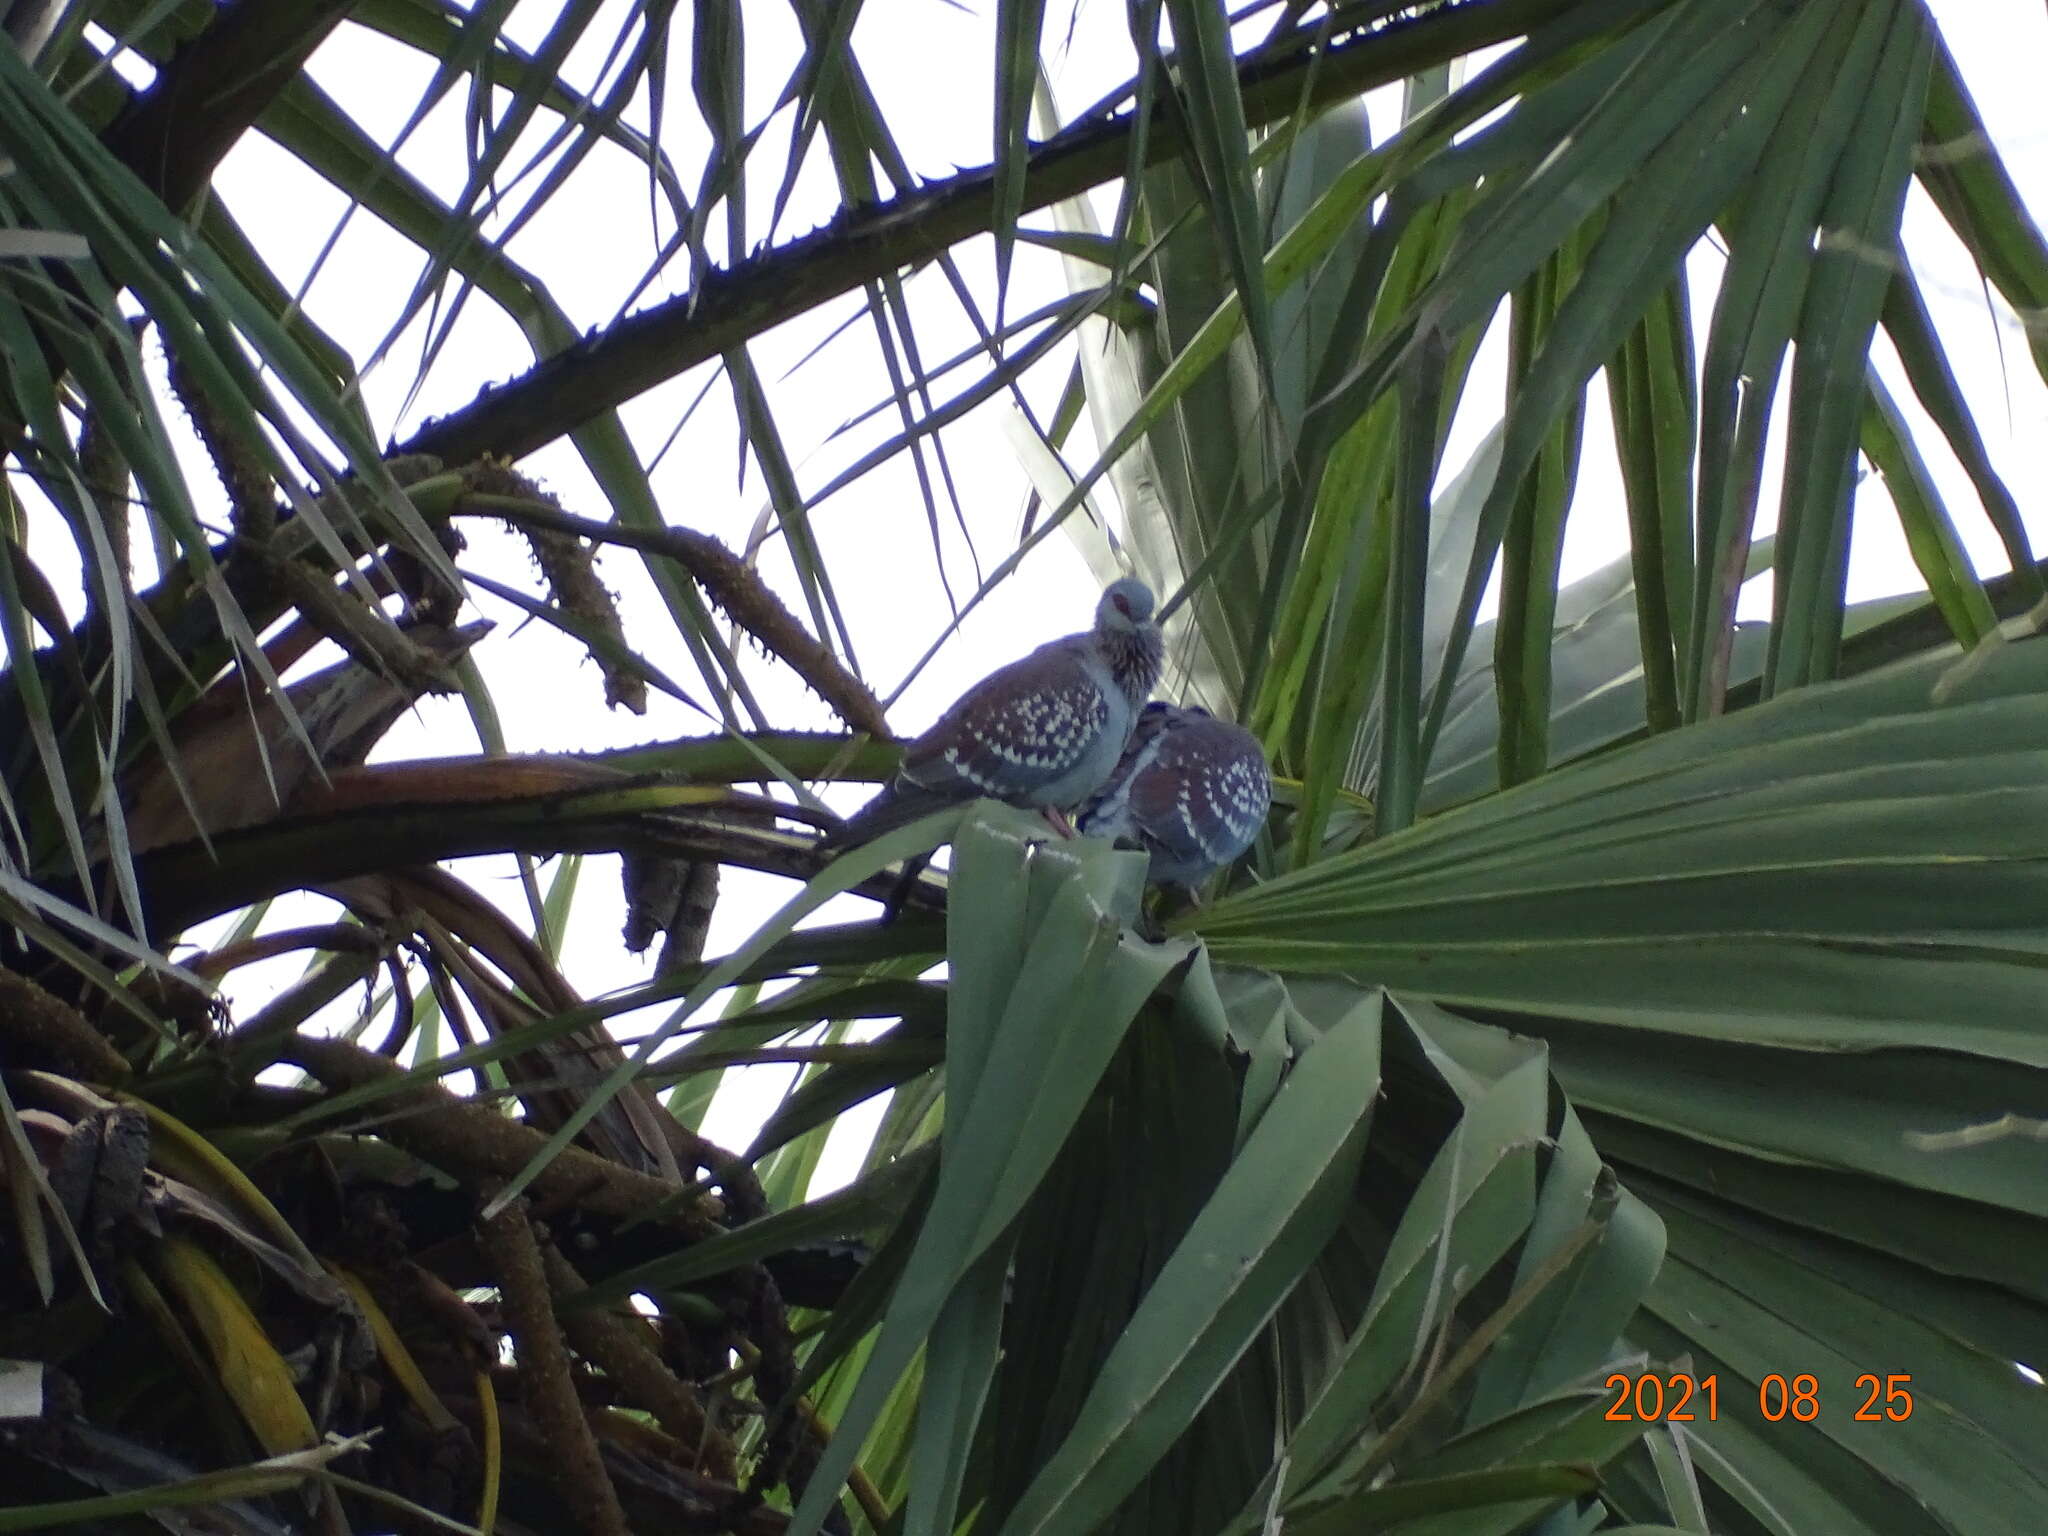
[901,644,1112,800]
[1207,754,1272,851]
[1128,731,1270,866]
[1125,752,1206,863]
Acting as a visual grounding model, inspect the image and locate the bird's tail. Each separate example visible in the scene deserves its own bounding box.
[820,783,947,927]
[820,781,942,852]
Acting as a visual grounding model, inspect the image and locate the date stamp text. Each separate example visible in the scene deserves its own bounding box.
[1603,1372,1914,1424]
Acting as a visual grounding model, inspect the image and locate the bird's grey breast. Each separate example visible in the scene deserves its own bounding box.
[1076,711,1168,841]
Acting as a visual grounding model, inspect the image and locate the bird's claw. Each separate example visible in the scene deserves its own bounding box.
[1040,806,1078,838]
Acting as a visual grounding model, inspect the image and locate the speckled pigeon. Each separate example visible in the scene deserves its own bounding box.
[830,577,1163,848]
[1076,702,1272,892]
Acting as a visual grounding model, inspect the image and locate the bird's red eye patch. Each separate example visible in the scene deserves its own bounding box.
[1113,594,1131,617]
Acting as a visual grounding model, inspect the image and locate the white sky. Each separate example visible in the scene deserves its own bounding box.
[57,0,2048,1175]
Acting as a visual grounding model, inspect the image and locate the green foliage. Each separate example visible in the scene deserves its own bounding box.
[2,2,2045,1534]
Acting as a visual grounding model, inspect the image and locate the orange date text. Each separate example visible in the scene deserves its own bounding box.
[1603,1372,1719,1422]
[1604,1372,1913,1424]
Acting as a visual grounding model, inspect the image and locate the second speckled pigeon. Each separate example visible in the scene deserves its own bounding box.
[1076,702,1271,892]
[830,577,1164,848]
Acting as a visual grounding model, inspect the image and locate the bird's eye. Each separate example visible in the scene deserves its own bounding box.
[1113,594,1131,617]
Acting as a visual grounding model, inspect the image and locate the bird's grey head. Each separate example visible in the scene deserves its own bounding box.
[1096,577,1157,633]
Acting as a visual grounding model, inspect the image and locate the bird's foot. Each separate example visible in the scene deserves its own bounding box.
[1039,806,1078,838]
[1131,885,1199,940]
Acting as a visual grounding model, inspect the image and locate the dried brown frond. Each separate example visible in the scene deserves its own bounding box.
[469,459,648,714]
[0,966,131,1082]
[453,494,892,738]
[475,1197,630,1536]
